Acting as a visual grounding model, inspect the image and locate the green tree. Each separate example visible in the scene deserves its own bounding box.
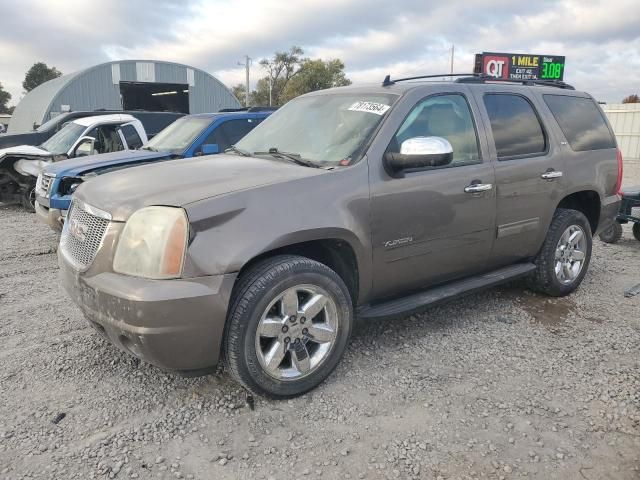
[22,62,62,92]
[254,46,304,106]
[281,59,351,103]
[231,83,247,106]
[622,94,640,104]
[0,82,11,114]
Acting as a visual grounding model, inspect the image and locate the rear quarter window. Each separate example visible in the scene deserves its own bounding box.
[543,95,616,151]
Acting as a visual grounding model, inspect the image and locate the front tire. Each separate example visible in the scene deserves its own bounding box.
[224,255,353,398]
[21,184,36,212]
[633,223,640,242]
[529,208,592,297]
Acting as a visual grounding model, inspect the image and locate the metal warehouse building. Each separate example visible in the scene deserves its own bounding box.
[603,103,640,161]
[8,60,241,133]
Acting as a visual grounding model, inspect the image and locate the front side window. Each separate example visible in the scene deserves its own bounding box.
[146,116,212,154]
[40,122,85,155]
[387,94,480,166]
[204,119,257,151]
[484,94,546,158]
[543,95,616,151]
[236,93,399,166]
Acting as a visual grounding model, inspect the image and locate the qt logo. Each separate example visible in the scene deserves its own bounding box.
[483,55,509,79]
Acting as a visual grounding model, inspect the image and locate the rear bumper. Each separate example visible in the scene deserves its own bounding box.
[59,251,237,372]
[597,194,622,234]
[35,199,65,231]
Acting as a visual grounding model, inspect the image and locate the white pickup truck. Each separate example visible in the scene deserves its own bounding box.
[0,114,147,211]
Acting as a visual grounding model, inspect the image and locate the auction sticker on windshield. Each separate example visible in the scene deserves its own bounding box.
[348,101,390,115]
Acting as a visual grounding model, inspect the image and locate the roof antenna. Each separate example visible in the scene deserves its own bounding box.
[382,75,394,87]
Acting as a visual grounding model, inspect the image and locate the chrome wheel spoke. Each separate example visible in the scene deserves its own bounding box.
[568,229,583,246]
[300,294,328,320]
[305,324,335,343]
[264,340,286,371]
[257,317,285,338]
[562,262,573,280]
[291,346,311,374]
[281,289,299,317]
[572,250,585,261]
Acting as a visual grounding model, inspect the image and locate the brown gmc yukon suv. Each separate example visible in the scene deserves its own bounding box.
[58,75,623,397]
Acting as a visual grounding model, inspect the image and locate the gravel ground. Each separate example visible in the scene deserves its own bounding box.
[1,162,639,480]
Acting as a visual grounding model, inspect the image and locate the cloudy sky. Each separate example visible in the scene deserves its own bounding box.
[1,0,639,105]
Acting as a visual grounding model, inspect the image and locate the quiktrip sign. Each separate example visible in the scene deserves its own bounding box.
[473,52,566,81]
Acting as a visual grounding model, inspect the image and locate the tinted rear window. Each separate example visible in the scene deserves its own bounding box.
[483,94,546,158]
[543,95,616,151]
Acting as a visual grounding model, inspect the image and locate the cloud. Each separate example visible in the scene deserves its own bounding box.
[0,0,639,104]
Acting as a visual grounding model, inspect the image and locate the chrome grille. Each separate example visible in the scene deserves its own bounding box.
[37,173,54,198]
[60,200,110,270]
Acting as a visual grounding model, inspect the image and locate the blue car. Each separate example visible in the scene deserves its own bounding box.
[35,110,272,230]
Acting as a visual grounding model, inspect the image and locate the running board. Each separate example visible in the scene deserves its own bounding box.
[358,263,536,320]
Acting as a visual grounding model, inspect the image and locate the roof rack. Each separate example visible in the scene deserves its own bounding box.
[382,73,575,90]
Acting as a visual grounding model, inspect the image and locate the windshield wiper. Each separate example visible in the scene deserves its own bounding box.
[254,147,320,168]
[225,145,252,157]
[141,146,158,152]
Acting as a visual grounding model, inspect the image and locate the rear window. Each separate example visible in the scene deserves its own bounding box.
[483,94,547,158]
[543,95,616,151]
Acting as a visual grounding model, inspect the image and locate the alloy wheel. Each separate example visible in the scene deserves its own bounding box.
[255,284,338,381]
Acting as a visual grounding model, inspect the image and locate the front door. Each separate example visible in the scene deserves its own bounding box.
[369,91,496,300]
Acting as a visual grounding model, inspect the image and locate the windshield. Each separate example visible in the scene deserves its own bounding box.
[145,116,211,153]
[236,92,398,166]
[40,122,85,155]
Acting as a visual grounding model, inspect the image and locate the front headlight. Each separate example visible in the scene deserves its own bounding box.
[113,206,188,279]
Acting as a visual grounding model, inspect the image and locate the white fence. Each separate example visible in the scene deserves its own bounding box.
[603,103,640,161]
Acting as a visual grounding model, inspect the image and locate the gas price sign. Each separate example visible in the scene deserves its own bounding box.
[474,52,566,81]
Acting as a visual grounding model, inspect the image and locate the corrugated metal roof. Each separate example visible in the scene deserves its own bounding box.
[8,72,80,133]
[8,60,241,134]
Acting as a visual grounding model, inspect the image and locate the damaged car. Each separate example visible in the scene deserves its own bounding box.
[0,114,147,211]
[36,110,271,230]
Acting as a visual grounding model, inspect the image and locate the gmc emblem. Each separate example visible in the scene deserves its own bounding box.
[68,218,88,243]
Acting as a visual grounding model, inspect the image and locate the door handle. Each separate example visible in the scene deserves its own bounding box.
[464,183,493,193]
[541,170,563,180]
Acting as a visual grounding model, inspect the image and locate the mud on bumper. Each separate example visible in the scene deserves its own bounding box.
[59,252,237,372]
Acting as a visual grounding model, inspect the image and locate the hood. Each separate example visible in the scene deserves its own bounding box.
[44,149,171,177]
[0,144,51,160]
[74,154,327,221]
[0,131,48,149]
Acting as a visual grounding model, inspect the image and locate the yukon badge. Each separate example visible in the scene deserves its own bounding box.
[68,218,88,243]
[383,237,413,249]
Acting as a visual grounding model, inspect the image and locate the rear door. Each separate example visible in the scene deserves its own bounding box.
[471,86,566,266]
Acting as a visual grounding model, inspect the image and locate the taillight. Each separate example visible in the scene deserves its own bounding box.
[614,148,624,195]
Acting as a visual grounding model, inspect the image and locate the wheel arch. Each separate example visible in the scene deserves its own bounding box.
[236,235,362,306]
[556,190,601,233]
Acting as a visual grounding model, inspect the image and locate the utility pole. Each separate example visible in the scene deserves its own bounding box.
[450,44,455,76]
[237,55,251,107]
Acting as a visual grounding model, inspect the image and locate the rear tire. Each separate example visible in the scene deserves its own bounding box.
[633,223,640,242]
[528,208,592,297]
[599,222,623,244]
[224,255,353,398]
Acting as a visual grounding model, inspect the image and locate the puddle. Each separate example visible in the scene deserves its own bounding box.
[497,285,577,326]
[517,294,576,326]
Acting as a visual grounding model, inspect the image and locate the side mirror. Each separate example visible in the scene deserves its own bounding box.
[72,136,96,157]
[384,137,453,175]
[201,144,219,155]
